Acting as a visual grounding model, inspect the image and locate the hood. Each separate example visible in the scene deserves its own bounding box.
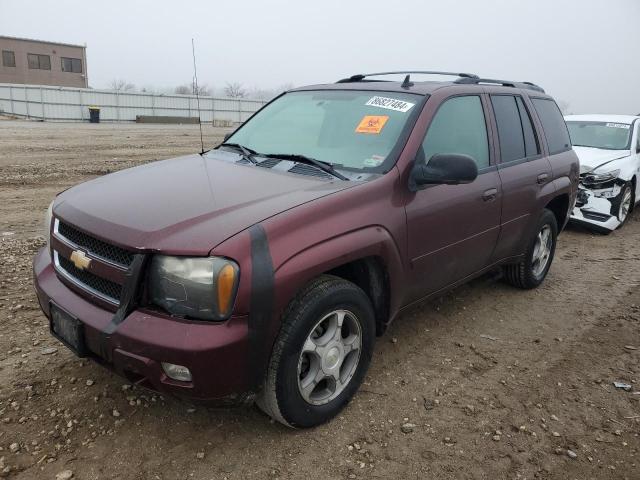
[573,146,630,173]
[54,153,355,254]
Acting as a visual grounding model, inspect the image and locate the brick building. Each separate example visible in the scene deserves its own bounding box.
[0,36,87,88]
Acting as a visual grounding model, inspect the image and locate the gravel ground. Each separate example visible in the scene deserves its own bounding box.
[0,119,639,480]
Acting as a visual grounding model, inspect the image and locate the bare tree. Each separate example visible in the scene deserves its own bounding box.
[174,82,212,96]
[194,83,211,96]
[108,79,136,92]
[224,82,247,98]
[174,84,191,95]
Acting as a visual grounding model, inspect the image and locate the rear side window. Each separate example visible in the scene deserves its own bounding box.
[516,97,539,157]
[421,95,490,168]
[531,98,571,154]
[490,95,540,163]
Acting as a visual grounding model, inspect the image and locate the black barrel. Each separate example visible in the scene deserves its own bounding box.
[89,106,100,123]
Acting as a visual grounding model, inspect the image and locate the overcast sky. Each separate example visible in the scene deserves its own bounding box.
[1,0,638,114]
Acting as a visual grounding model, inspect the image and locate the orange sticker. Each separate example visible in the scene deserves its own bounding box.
[355,115,389,134]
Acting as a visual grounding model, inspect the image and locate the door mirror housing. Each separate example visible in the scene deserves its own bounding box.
[409,153,479,191]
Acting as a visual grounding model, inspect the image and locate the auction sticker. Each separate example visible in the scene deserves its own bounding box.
[363,154,385,167]
[365,96,415,113]
[606,123,630,129]
[356,115,389,134]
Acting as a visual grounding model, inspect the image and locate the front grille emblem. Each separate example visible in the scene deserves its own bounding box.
[70,250,92,270]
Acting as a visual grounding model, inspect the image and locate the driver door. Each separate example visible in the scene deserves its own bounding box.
[405,94,502,302]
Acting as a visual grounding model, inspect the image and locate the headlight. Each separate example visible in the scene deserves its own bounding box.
[44,200,54,248]
[582,169,620,186]
[148,256,240,321]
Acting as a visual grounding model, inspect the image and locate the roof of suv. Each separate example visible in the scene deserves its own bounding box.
[565,114,640,123]
[292,71,549,97]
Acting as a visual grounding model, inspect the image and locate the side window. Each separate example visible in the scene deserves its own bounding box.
[2,50,15,67]
[490,95,541,163]
[61,57,83,73]
[531,98,571,154]
[516,97,540,157]
[491,95,525,162]
[421,95,489,169]
[27,53,51,70]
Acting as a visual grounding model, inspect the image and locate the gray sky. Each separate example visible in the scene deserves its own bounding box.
[1,0,638,114]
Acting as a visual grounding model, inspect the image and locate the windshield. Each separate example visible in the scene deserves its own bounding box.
[224,90,422,171]
[566,121,632,150]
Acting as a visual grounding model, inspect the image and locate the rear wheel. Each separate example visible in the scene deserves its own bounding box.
[257,275,375,428]
[504,209,558,289]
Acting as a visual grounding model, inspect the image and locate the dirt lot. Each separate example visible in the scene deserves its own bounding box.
[1,119,639,480]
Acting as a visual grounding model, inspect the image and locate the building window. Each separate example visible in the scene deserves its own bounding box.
[61,57,82,73]
[27,53,51,70]
[2,50,16,67]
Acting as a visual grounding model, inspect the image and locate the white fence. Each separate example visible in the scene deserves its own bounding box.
[0,83,267,123]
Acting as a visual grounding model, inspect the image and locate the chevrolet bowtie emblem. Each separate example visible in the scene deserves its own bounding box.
[70,250,91,270]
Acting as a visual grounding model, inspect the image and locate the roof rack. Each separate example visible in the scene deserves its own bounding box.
[336,71,479,88]
[454,76,545,93]
[336,71,545,93]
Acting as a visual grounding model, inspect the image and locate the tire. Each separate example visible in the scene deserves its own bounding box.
[503,209,558,289]
[256,275,375,428]
[613,182,633,229]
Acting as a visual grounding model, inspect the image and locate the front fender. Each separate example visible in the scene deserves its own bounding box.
[273,226,405,322]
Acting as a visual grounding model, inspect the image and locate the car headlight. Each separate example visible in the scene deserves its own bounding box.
[148,255,240,321]
[582,169,620,186]
[44,200,54,248]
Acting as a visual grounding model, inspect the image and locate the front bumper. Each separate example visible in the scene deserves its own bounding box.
[569,186,622,232]
[33,247,253,404]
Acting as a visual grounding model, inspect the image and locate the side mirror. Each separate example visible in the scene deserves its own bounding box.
[409,153,478,191]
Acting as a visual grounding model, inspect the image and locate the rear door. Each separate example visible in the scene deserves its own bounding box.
[405,93,502,301]
[489,92,556,260]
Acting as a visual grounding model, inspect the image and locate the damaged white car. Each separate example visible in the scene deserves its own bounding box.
[566,114,640,233]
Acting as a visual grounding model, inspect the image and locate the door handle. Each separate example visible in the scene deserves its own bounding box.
[537,173,549,184]
[482,188,498,201]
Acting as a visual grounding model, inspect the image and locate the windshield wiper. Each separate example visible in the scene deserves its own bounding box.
[263,153,349,181]
[219,142,259,165]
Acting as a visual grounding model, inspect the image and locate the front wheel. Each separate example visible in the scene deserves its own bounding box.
[614,182,633,228]
[503,209,558,289]
[257,275,375,428]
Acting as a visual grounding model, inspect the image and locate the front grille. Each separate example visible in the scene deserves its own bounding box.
[57,255,122,303]
[57,221,134,267]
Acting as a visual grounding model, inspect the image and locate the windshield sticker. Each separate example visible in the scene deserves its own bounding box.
[356,115,389,134]
[606,123,630,129]
[363,155,385,167]
[365,96,415,113]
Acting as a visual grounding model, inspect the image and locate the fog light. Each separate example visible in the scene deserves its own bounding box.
[161,362,192,382]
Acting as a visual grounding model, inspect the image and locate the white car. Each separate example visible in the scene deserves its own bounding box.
[565,114,640,232]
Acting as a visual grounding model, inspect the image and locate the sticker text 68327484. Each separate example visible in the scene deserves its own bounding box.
[365,96,415,113]
[606,123,630,129]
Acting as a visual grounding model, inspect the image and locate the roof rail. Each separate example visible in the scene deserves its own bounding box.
[454,76,545,93]
[336,71,479,85]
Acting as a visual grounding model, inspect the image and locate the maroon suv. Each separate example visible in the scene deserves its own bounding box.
[33,71,579,428]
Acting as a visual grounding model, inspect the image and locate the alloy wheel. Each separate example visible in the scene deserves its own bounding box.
[618,186,632,223]
[297,310,362,406]
[531,224,553,277]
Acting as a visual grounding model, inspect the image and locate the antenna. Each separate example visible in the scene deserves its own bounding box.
[191,38,205,155]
